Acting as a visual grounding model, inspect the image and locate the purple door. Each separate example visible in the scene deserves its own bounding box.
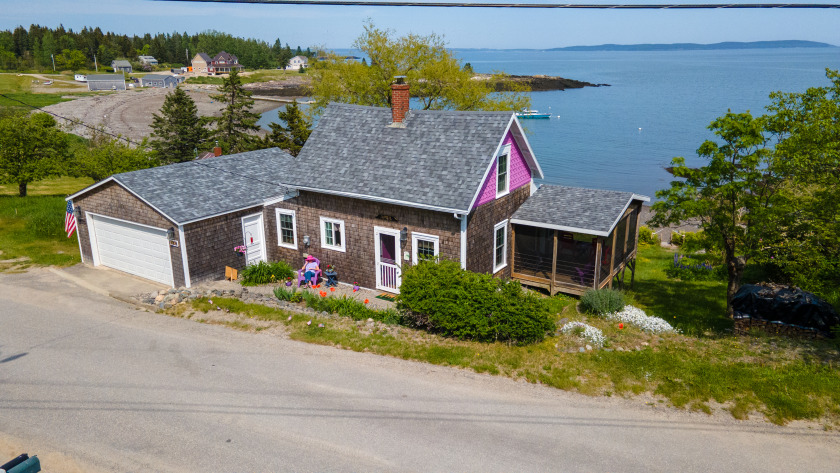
[375,228,401,292]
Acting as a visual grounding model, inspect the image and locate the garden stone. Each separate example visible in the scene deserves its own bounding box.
[154,294,165,303]
[585,344,593,351]
[167,289,177,295]
[163,303,172,309]
[578,347,586,353]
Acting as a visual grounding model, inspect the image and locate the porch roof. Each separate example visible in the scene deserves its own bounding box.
[510,185,650,237]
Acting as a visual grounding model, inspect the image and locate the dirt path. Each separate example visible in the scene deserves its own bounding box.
[42,87,282,143]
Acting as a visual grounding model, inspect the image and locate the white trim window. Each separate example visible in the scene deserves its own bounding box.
[320,216,346,252]
[496,144,511,198]
[493,220,508,272]
[276,208,297,249]
[411,232,440,264]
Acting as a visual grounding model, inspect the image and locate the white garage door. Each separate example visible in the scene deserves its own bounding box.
[89,214,174,286]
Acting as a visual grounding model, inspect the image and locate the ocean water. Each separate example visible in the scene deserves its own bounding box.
[259,48,840,199]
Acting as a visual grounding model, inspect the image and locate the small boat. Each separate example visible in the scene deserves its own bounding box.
[43,80,53,85]
[516,109,551,119]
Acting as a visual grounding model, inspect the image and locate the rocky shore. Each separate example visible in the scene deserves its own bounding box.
[243,74,606,97]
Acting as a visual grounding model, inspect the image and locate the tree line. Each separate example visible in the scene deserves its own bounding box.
[0,24,315,71]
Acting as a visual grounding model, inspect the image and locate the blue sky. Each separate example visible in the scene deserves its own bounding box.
[3,0,839,49]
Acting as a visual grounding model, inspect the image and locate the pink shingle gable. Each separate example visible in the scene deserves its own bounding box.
[473,131,532,209]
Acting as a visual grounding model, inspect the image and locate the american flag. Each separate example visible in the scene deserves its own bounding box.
[65,201,77,238]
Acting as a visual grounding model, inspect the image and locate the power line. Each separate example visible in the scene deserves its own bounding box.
[0,92,138,145]
[1,92,289,189]
[157,0,840,9]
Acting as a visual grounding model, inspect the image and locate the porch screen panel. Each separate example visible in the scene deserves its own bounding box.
[554,232,597,287]
[626,208,638,257]
[600,232,613,284]
[614,217,627,264]
[512,225,552,280]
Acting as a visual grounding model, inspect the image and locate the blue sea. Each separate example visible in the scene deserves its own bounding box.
[259,48,840,199]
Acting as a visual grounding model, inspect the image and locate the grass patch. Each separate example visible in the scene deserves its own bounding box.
[182,293,840,425]
[627,245,731,336]
[185,69,306,86]
[0,195,81,266]
[0,176,93,196]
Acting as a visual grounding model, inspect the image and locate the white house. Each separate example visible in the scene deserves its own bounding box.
[285,55,308,71]
[74,74,87,82]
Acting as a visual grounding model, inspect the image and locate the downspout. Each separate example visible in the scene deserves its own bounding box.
[178,225,192,288]
[455,213,467,269]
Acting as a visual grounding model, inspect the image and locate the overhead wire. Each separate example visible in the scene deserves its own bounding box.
[157,0,840,9]
[0,92,289,189]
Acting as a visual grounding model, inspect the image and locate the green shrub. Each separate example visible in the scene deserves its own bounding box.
[290,291,402,324]
[239,260,294,286]
[665,253,724,282]
[670,231,685,246]
[273,285,304,302]
[580,288,625,315]
[638,226,660,246]
[396,259,553,344]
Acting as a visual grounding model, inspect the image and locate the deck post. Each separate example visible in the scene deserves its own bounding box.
[593,239,602,288]
[510,224,516,275]
[550,230,558,295]
[608,228,617,288]
[629,258,636,289]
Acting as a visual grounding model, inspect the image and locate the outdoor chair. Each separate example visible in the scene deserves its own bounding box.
[297,256,321,287]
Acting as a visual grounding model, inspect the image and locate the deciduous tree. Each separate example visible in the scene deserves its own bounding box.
[0,111,69,196]
[150,87,210,163]
[73,127,158,182]
[310,22,530,114]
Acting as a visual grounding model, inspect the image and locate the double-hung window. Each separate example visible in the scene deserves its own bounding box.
[276,209,297,249]
[320,216,346,252]
[496,145,511,198]
[411,232,440,264]
[493,221,508,272]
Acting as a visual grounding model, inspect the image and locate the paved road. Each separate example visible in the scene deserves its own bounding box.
[1,269,838,472]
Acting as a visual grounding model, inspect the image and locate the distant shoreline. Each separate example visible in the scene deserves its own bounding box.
[546,40,836,52]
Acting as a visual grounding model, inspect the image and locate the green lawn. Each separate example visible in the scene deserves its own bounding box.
[185,68,306,85]
[0,177,92,267]
[0,73,101,111]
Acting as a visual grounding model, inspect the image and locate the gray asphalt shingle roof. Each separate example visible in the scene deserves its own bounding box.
[87,74,125,81]
[112,60,131,67]
[290,103,515,212]
[110,148,293,224]
[511,185,650,236]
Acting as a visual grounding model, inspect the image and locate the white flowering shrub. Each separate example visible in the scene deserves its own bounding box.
[561,321,606,347]
[604,305,677,334]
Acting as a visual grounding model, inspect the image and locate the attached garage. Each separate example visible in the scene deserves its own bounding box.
[88,214,174,286]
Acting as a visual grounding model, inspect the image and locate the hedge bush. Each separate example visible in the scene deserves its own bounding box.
[580,288,625,315]
[638,225,660,246]
[239,260,294,286]
[396,259,553,344]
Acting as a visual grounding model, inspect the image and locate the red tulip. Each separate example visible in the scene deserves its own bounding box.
[364,299,369,304]
[330,287,335,292]
[618,323,624,329]
[319,291,326,297]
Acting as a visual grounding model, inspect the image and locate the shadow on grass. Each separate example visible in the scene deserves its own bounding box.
[629,245,731,336]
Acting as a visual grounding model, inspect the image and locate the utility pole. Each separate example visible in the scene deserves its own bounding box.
[186,48,189,64]
[51,54,55,72]
[94,54,98,72]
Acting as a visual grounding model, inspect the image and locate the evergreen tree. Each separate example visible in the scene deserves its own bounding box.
[209,69,260,154]
[264,102,312,157]
[150,87,210,163]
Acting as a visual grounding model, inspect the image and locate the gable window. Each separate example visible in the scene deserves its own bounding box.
[320,216,346,252]
[496,145,511,198]
[275,209,297,249]
[493,221,508,272]
[411,232,440,264]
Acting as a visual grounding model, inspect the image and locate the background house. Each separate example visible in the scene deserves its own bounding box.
[138,55,158,65]
[86,74,126,91]
[111,59,132,73]
[285,55,308,71]
[208,51,244,74]
[191,52,211,74]
[139,74,180,88]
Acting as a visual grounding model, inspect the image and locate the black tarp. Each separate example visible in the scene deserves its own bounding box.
[732,284,840,335]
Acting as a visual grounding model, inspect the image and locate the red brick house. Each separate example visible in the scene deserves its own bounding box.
[67,81,647,294]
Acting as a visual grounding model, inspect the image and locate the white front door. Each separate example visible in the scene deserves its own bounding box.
[241,213,266,266]
[374,227,402,293]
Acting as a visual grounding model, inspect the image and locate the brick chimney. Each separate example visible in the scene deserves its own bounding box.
[213,145,222,157]
[390,76,410,124]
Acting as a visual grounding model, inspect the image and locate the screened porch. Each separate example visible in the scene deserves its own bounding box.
[508,185,649,296]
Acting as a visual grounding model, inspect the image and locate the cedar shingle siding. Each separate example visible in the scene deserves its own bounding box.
[184,207,263,284]
[72,181,186,287]
[466,184,531,278]
[265,191,461,289]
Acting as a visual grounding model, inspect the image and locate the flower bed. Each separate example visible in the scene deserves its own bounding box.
[560,321,606,347]
[604,305,677,334]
